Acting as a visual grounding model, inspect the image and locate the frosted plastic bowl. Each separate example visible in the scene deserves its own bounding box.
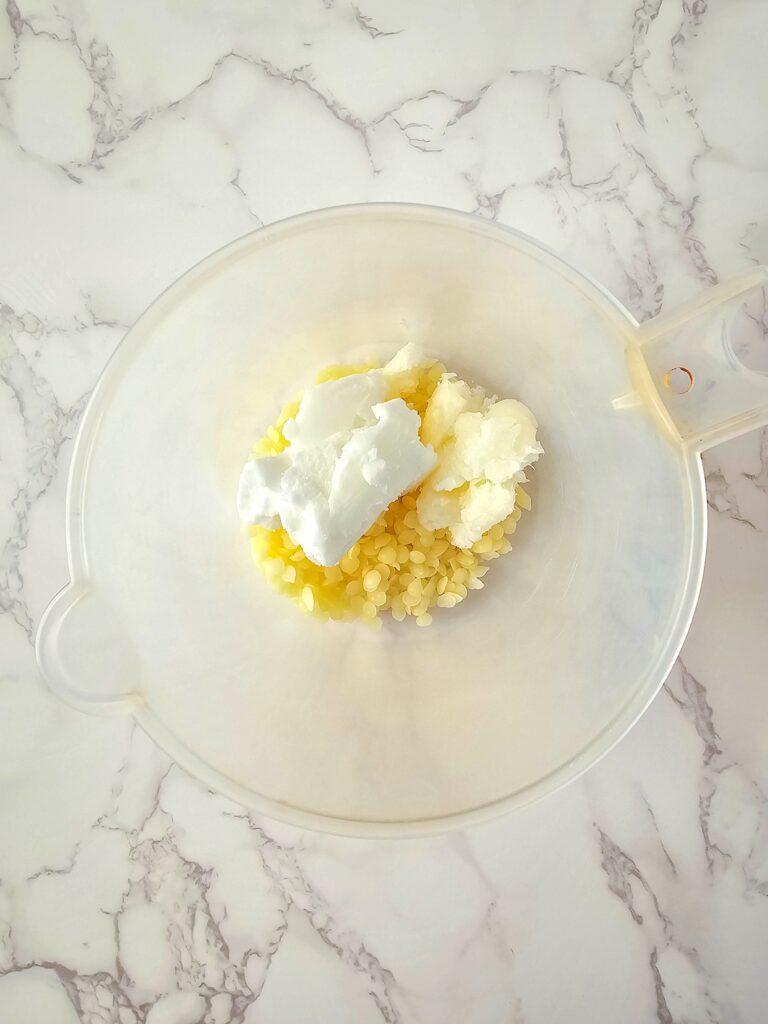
[36,205,768,837]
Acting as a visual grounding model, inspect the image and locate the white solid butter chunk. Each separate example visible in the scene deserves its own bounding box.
[383,342,429,374]
[421,374,487,450]
[417,478,519,549]
[417,375,543,548]
[237,454,289,528]
[430,399,543,492]
[327,400,435,564]
[415,484,462,532]
[451,481,518,548]
[283,372,386,448]
[238,352,436,566]
[360,449,387,486]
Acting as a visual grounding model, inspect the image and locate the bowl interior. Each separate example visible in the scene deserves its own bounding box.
[67,207,700,831]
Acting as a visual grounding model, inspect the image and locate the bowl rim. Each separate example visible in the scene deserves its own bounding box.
[38,202,706,838]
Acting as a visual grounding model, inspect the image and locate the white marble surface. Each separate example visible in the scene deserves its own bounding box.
[1,1,767,1021]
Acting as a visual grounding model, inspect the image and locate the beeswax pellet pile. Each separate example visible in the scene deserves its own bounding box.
[247,491,527,629]
[244,358,532,628]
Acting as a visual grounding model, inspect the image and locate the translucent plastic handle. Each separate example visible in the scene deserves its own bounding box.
[631,268,768,451]
[35,583,143,716]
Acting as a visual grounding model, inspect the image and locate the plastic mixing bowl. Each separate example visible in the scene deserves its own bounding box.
[36,205,768,836]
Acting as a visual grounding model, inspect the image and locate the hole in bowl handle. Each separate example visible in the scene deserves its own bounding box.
[36,583,143,716]
[632,267,768,451]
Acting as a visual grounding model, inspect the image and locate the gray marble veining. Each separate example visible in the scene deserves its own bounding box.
[1,1,767,1021]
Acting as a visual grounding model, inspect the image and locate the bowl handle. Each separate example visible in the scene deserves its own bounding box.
[35,582,143,716]
[627,267,768,451]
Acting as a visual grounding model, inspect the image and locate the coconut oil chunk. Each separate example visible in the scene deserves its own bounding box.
[238,367,436,566]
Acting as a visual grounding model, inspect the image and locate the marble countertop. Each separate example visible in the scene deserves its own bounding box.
[1,1,767,1021]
